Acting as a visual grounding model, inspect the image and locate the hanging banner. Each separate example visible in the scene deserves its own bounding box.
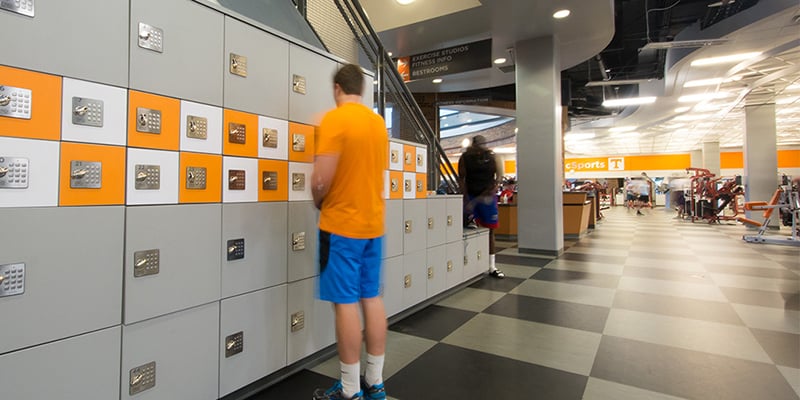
[397,39,492,81]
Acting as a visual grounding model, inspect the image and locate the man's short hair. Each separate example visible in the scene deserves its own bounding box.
[334,64,364,95]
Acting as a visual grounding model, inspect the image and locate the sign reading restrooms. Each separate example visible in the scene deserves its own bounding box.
[396,39,492,82]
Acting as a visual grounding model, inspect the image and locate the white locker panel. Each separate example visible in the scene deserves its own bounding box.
[124,204,221,324]
[403,199,427,253]
[223,156,259,203]
[288,162,313,201]
[445,241,465,290]
[383,170,390,200]
[0,0,129,86]
[402,171,416,199]
[0,207,123,354]
[415,146,427,174]
[258,116,289,160]
[224,16,290,119]
[221,203,288,298]
[0,137,59,208]
[126,148,179,205]
[219,285,288,397]
[61,78,128,146]
[445,196,464,243]
[384,199,403,258]
[288,201,319,282]
[287,277,336,364]
[288,45,337,126]
[426,197,447,248]
[0,327,121,400]
[180,100,223,154]
[121,303,219,400]
[388,141,403,171]
[402,250,427,309]
[426,245,447,298]
[382,255,404,318]
[129,0,224,105]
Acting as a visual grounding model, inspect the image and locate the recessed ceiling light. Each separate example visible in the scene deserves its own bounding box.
[494,58,507,64]
[787,84,800,91]
[674,106,691,113]
[684,78,724,88]
[466,119,472,123]
[564,133,596,140]
[432,78,443,84]
[602,97,657,107]
[553,9,571,19]
[678,92,732,102]
[690,52,761,66]
[444,123,449,127]
[776,96,799,105]
[395,0,415,5]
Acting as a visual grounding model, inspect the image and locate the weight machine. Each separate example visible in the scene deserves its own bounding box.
[685,168,744,224]
[738,179,800,247]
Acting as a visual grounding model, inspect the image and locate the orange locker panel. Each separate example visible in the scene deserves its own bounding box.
[288,122,315,163]
[258,159,289,202]
[416,173,427,199]
[0,66,62,141]
[403,144,416,172]
[59,142,126,206]
[223,109,258,158]
[179,152,222,204]
[127,90,180,151]
[389,171,403,200]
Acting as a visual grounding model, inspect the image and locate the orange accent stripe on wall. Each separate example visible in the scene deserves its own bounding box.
[624,154,691,171]
[720,152,744,169]
[778,150,800,168]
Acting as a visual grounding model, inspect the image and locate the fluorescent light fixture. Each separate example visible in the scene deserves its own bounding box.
[395,0,415,5]
[466,119,472,123]
[387,51,393,57]
[612,132,640,138]
[641,39,729,50]
[678,92,732,102]
[684,78,723,88]
[602,97,657,107]
[494,58,507,64]
[493,147,516,154]
[776,97,799,105]
[373,79,378,85]
[432,78,443,84]
[609,126,636,132]
[586,79,654,87]
[564,133,596,140]
[690,52,761,66]
[553,9,571,19]
[675,114,712,121]
[443,123,449,127]
[693,102,728,112]
[461,138,470,148]
[674,106,691,113]
[786,84,800,91]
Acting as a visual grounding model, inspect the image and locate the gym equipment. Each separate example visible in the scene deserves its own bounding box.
[685,168,744,224]
[739,181,800,247]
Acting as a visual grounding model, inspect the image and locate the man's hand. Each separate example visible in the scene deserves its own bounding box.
[312,154,339,210]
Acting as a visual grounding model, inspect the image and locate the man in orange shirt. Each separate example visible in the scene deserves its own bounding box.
[312,64,389,400]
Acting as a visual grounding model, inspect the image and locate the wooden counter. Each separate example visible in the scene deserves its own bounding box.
[496,203,517,239]
[563,192,591,238]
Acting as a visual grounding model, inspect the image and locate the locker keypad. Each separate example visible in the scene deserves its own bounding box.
[134,164,161,190]
[0,85,32,120]
[186,166,207,190]
[228,170,245,190]
[404,179,411,193]
[229,53,248,77]
[292,173,305,191]
[292,133,306,152]
[70,160,102,189]
[404,274,412,288]
[477,250,482,261]
[292,74,307,94]
[417,154,423,166]
[0,0,34,17]
[427,266,434,279]
[0,157,29,189]
[186,115,208,140]
[136,107,161,134]
[404,152,412,166]
[0,262,25,297]
[262,171,278,191]
[428,217,434,229]
[447,260,453,272]
[447,215,453,227]
[404,220,412,234]
[129,362,156,396]
[227,238,245,261]
[292,232,306,251]
[133,249,160,278]
[390,178,398,193]
[262,128,278,148]
[225,331,244,358]
[417,180,424,193]
[228,123,246,144]
[290,311,305,332]
[138,23,163,53]
[390,150,399,164]
[71,97,104,127]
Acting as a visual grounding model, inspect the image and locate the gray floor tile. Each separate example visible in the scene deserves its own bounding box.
[532,268,620,289]
[582,377,689,400]
[389,305,477,341]
[750,328,800,368]
[710,273,800,293]
[720,286,800,310]
[618,276,728,302]
[699,255,787,269]
[624,257,707,272]
[565,246,629,257]
[560,252,628,265]
[733,304,800,334]
[628,251,696,261]
[778,366,800,398]
[622,266,715,284]
[495,263,540,279]
[511,279,616,308]
[483,294,610,333]
[435,287,506,312]
[612,290,744,325]
[543,258,625,275]
[705,263,800,279]
[495,254,553,267]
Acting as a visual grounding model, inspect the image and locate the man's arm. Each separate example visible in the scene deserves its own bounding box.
[311,154,339,210]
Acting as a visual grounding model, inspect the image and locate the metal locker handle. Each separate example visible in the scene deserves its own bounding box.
[264,176,272,183]
[226,340,236,350]
[228,245,237,254]
[135,258,148,268]
[136,171,148,181]
[0,96,10,106]
[0,167,7,177]
[428,218,434,229]
[293,177,301,184]
[427,267,434,279]
[131,373,144,385]
[477,251,482,260]
[404,221,412,233]
[71,168,88,179]
[187,171,195,181]
[189,121,198,132]
[74,105,89,116]
[138,31,150,40]
[230,175,238,182]
[138,114,147,126]
[0,276,4,284]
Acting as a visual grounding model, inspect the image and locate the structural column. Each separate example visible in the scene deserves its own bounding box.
[702,141,721,176]
[515,36,563,255]
[744,101,779,225]
[690,150,702,168]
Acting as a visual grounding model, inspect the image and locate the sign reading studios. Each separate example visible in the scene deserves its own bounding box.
[396,39,492,82]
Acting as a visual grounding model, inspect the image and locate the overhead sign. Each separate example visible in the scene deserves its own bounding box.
[396,39,492,82]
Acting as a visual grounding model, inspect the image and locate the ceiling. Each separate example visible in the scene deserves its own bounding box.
[361,0,800,156]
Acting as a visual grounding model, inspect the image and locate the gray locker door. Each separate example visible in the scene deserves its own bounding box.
[381,256,404,318]
[288,201,319,282]
[446,196,464,243]
[403,199,427,253]
[224,16,289,119]
[121,303,219,400]
[426,245,447,298]
[221,203,288,298]
[476,231,490,276]
[384,199,404,258]
[219,285,288,397]
[287,277,336,364]
[0,0,129,86]
[426,197,447,248]
[0,326,121,400]
[445,241,464,290]
[130,0,224,105]
[402,250,427,309]
[288,45,337,125]
[463,234,480,280]
[125,204,222,324]
[0,207,123,354]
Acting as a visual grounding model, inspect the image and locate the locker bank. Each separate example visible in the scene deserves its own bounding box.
[0,1,489,399]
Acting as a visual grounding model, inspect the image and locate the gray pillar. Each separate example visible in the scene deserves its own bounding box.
[515,36,563,256]
[744,102,779,226]
[690,150,702,168]
[702,141,721,176]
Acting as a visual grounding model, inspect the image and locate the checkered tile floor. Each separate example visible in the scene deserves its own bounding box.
[252,207,800,400]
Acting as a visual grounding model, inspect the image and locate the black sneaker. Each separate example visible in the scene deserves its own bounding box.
[489,269,505,279]
[360,376,387,400]
[313,381,363,400]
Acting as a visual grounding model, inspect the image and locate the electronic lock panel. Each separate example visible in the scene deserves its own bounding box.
[0,137,59,208]
[416,173,427,199]
[288,162,313,202]
[179,152,222,204]
[402,144,416,172]
[259,116,289,161]
[128,90,180,151]
[59,142,126,206]
[287,122,314,163]
[258,159,288,202]
[61,78,128,146]
[223,156,258,203]
[288,44,337,126]
[126,148,179,205]
[286,277,336,364]
[426,245,447,298]
[403,171,416,200]
[223,109,258,157]
[179,100,223,155]
[0,66,61,141]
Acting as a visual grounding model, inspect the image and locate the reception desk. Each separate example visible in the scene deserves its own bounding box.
[496,203,518,240]
[563,192,592,238]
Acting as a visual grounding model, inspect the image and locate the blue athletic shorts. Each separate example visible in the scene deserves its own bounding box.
[318,230,385,304]
[466,194,499,229]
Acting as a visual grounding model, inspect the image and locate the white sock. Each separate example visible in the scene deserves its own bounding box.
[340,361,360,397]
[489,254,497,272]
[364,353,385,387]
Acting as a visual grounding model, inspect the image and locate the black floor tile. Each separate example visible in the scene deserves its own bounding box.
[385,343,587,400]
[750,328,800,369]
[705,264,800,280]
[622,266,715,284]
[389,305,477,341]
[559,252,628,265]
[720,287,800,311]
[532,268,620,289]
[495,254,552,267]
[468,276,525,292]
[591,336,799,400]
[612,290,744,325]
[482,294,609,333]
[248,370,335,399]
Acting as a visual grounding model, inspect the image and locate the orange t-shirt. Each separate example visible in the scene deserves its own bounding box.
[316,102,388,239]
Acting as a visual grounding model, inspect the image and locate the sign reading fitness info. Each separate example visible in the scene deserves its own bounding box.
[396,39,492,82]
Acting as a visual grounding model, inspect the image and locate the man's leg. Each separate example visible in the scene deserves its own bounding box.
[361,296,387,389]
